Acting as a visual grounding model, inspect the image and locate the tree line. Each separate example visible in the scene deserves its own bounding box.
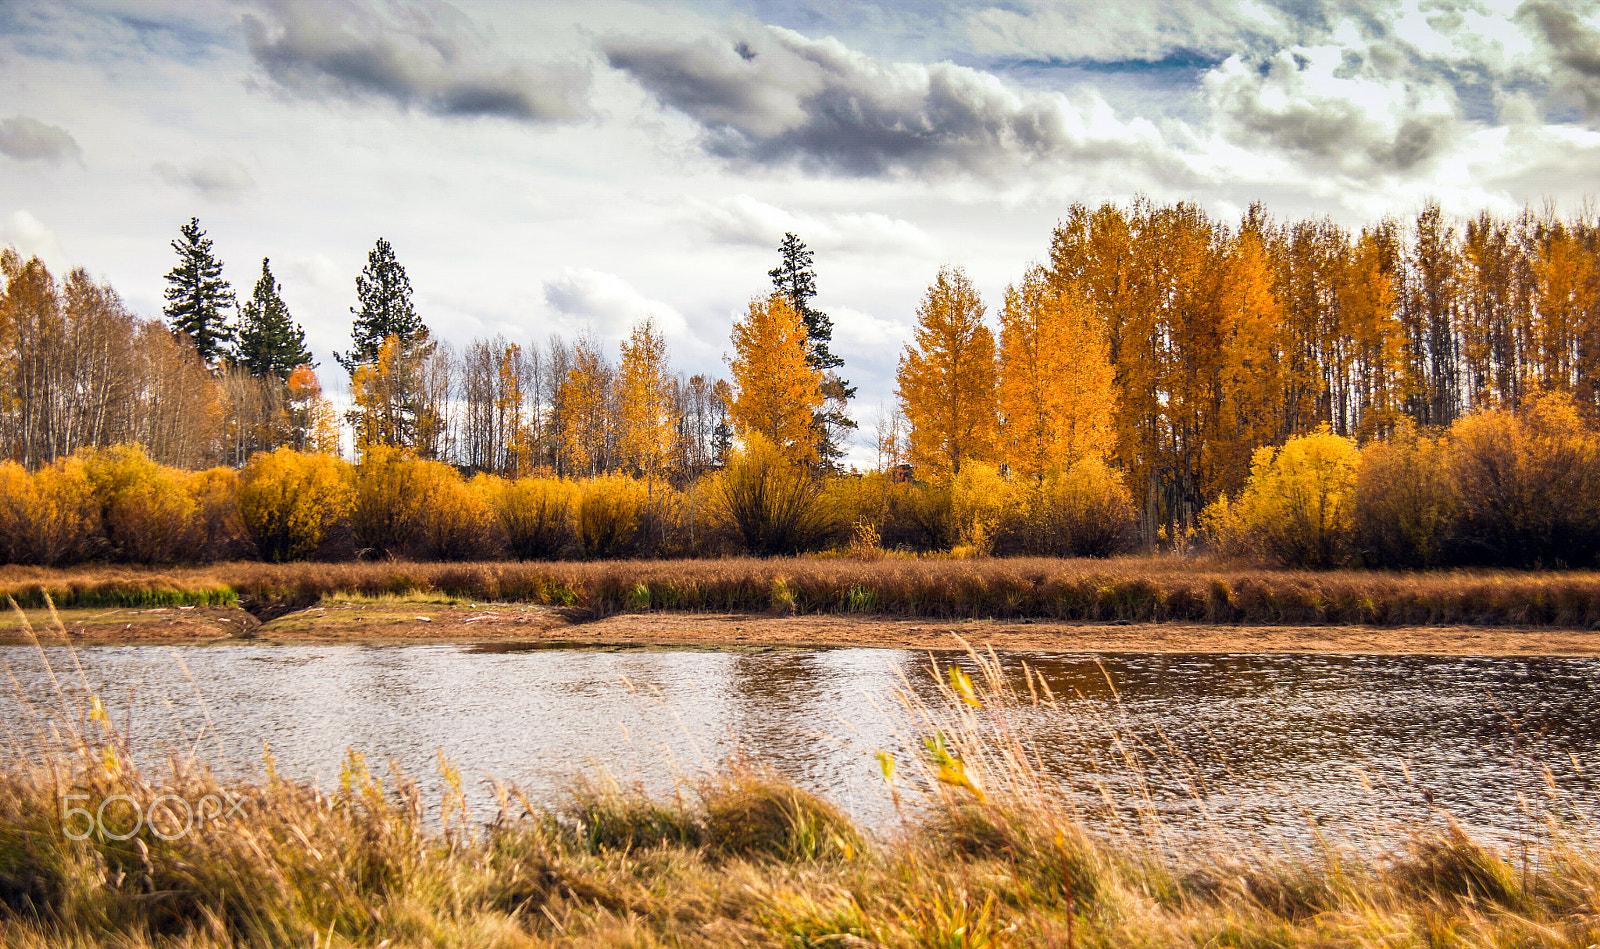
[5,196,1600,561]
[0,220,859,484]
[892,198,1600,544]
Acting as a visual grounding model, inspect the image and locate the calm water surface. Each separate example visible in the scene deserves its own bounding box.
[2,643,1596,841]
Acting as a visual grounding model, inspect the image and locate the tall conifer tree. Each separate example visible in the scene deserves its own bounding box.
[769,232,856,468]
[236,258,314,379]
[339,238,434,455]
[163,217,235,365]
[337,237,427,373]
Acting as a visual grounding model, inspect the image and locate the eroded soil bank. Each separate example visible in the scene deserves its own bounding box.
[6,601,1600,655]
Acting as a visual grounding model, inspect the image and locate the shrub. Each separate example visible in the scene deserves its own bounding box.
[1351,431,1455,567]
[1010,459,1138,557]
[1446,394,1600,567]
[349,446,429,558]
[80,445,198,564]
[0,460,33,564]
[950,462,1010,555]
[491,476,577,560]
[577,473,648,558]
[186,467,253,561]
[416,469,499,561]
[1226,428,1359,567]
[22,457,100,566]
[635,481,696,558]
[238,448,354,561]
[710,433,841,556]
[884,481,954,552]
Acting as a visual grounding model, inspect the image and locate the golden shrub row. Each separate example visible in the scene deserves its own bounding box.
[0,446,249,566]
[0,439,1142,565]
[1207,394,1600,568]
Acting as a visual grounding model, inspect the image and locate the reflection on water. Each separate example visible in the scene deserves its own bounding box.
[1,643,1595,841]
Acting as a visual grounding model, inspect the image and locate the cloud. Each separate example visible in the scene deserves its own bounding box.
[242,0,587,123]
[541,268,690,342]
[964,0,1290,65]
[1522,1,1600,115]
[154,155,256,198]
[695,194,935,254]
[0,211,69,272]
[828,304,908,353]
[1201,45,1459,174]
[604,22,1173,179]
[0,115,82,164]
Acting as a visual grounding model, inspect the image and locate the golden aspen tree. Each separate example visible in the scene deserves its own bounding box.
[285,365,341,454]
[1534,222,1593,393]
[1051,202,1165,529]
[728,293,823,464]
[494,342,530,475]
[1340,227,1407,441]
[897,266,997,480]
[1265,217,1328,440]
[1146,202,1226,524]
[561,336,612,478]
[1213,228,1285,496]
[997,266,1114,480]
[1404,202,1463,426]
[617,317,674,483]
[1459,212,1520,408]
[349,335,418,459]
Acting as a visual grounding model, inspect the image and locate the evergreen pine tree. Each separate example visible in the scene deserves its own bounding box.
[236,258,314,379]
[337,237,427,373]
[768,232,856,468]
[769,233,841,372]
[163,217,235,365]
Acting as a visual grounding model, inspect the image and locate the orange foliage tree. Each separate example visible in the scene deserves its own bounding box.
[897,267,997,481]
[728,294,822,464]
[997,265,1115,480]
[617,317,674,484]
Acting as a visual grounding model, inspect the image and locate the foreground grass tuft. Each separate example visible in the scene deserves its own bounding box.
[1,613,1596,947]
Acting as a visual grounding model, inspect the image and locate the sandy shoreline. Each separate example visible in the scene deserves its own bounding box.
[3,601,1600,655]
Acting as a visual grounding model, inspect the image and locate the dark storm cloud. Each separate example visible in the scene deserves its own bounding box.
[603,24,1171,179]
[0,115,81,164]
[1202,46,1459,175]
[1522,1,1600,114]
[242,0,587,123]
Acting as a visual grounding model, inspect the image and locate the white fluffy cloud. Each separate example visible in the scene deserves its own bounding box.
[694,194,935,254]
[0,210,69,272]
[541,268,691,343]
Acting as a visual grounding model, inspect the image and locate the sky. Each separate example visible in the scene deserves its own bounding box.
[4,0,1600,466]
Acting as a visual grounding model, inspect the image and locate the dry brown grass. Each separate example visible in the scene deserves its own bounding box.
[9,555,1600,627]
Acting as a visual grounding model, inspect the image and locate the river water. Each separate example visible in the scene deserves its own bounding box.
[2,643,1596,843]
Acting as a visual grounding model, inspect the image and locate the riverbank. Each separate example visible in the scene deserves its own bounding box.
[6,599,1600,655]
[7,557,1600,653]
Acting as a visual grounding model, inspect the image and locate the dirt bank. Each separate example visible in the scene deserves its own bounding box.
[5,601,1600,655]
